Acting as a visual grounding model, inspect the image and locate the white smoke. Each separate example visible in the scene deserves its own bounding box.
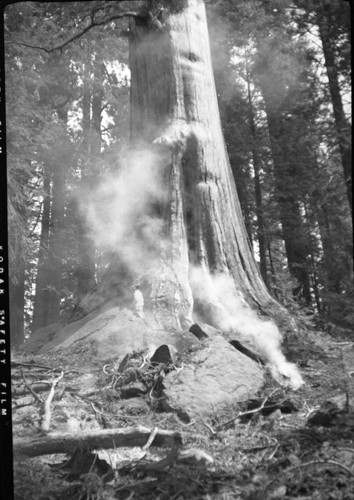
[190,266,304,390]
[80,148,167,276]
[79,150,303,390]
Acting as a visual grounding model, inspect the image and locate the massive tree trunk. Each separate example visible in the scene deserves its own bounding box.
[128,0,290,331]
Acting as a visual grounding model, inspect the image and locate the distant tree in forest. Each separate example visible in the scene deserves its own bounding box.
[209,0,352,318]
[5,1,130,340]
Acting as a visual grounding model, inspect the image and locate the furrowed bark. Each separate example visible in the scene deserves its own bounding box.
[129,0,291,331]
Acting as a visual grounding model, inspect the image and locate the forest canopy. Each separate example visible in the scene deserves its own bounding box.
[4,0,352,347]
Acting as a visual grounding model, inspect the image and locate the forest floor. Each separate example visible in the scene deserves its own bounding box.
[10,326,354,500]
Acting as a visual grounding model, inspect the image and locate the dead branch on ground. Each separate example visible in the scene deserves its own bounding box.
[13,426,183,458]
[41,371,64,432]
[284,459,354,477]
[20,370,44,404]
[216,389,281,430]
[12,361,91,374]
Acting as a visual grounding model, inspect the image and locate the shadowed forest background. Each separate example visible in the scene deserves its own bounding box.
[5,0,352,347]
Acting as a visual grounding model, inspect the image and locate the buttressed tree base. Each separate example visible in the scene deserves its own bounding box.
[126,0,302,387]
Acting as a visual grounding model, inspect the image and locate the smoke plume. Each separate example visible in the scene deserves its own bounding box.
[80,150,303,390]
[190,265,304,390]
[80,147,167,277]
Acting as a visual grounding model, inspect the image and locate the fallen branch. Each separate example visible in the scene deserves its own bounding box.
[203,421,217,435]
[216,389,280,430]
[13,362,61,371]
[240,444,279,453]
[285,459,354,477]
[90,402,104,416]
[20,369,44,404]
[134,449,180,472]
[13,382,52,397]
[13,395,40,408]
[41,371,64,432]
[12,361,89,374]
[142,427,159,451]
[132,426,160,463]
[13,426,183,458]
[134,447,214,473]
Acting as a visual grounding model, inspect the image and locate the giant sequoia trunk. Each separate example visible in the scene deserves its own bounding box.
[128,0,290,331]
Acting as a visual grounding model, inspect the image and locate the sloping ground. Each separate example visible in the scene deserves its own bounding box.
[23,307,195,360]
[18,318,266,419]
[21,307,267,420]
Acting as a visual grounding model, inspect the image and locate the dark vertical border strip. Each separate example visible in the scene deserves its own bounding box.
[0,2,14,499]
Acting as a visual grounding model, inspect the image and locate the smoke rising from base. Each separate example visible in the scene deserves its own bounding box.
[80,148,167,277]
[190,266,304,390]
[80,149,303,390]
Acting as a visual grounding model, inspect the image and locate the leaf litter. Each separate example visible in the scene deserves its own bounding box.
[11,327,354,499]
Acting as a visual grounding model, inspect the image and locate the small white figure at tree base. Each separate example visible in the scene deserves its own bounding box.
[134,285,145,319]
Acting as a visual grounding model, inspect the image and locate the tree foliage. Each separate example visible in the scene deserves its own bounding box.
[5,0,352,343]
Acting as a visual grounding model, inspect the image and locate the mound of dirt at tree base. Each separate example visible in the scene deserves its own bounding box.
[23,307,195,360]
[22,307,266,418]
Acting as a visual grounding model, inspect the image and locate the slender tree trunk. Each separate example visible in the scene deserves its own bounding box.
[44,108,67,324]
[267,241,278,299]
[129,0,291,331]
[32,171,52,331]
[76,59,103,298]
[9,268,25,345]
[32,109,67,330]
[280,203,312,305]
[228,153,254,248]
[309,249,321,313]
[246,73,268,286]
[259,105,312,305]
[317,4,352,212]
[318,208,342,294]
[9,170,28,344]
[76,67,96,297]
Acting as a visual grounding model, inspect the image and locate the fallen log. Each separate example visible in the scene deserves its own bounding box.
[229,340,265,366]
[13,425,183,458]
[189,323,208,340]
